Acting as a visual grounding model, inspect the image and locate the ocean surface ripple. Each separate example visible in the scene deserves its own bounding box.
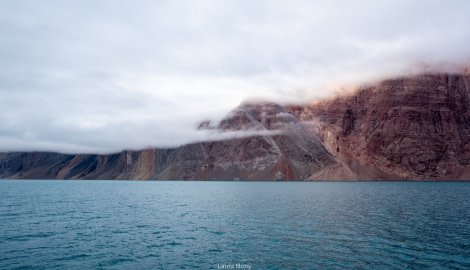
[1,180,469,269]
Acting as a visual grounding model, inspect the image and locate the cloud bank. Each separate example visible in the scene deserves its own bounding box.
[1,0,470,153]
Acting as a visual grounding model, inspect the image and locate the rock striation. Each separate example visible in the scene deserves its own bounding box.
[289,72,470,180]
[2,71,470,180]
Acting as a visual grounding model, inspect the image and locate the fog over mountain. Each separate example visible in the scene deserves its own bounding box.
[1,0,470,153]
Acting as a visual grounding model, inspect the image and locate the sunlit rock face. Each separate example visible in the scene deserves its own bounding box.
[290,73,470,180]
[2,72,470,180]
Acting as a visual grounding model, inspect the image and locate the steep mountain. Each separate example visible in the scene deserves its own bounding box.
[2,71,470,180]
[289,72,470,180]
[0,103,336,180]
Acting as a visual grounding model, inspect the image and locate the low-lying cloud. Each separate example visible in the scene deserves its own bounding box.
[1,0,470,153]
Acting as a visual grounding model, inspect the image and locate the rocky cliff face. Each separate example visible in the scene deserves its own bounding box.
[2,72,470,180]
[0,103,336,180]
[289,73,470,180]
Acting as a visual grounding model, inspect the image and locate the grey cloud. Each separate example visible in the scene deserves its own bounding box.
[1,0,470,153]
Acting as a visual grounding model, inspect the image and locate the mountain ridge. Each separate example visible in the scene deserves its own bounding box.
[2,71,470,180]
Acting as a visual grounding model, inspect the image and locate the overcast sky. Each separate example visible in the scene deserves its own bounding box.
[1,0,470,153]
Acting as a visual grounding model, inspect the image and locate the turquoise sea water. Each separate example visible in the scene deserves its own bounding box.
[0,180,469,269]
